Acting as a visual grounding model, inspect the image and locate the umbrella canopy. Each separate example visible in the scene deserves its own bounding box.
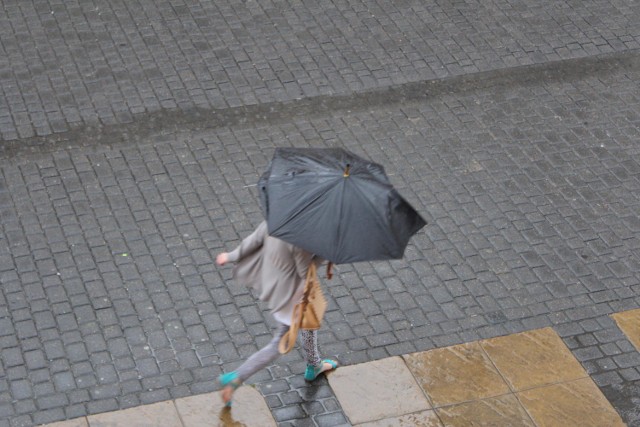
[258,147,426,264]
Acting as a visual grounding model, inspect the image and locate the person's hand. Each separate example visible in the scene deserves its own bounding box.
[216,252,229,266]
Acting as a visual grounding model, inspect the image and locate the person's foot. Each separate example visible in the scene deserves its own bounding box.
[219,372,241,406]
[305,359,338,381]
[221,383,238,406]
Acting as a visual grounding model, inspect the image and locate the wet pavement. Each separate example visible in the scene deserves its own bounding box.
[41,324,633,426]
[1,1,640,426]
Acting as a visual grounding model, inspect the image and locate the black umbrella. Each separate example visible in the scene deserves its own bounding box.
[258,147,426,264]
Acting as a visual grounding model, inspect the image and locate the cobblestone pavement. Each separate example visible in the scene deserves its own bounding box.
[2,0,640,144]
[1,1,640,426]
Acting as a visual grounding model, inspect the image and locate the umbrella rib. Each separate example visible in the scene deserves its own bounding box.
[271,177,339,236]
[334,177,346,262]
[349,177,399,253]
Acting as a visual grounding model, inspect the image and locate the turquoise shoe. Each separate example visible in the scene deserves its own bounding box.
[219,371,240,407]
[304,359,338,381]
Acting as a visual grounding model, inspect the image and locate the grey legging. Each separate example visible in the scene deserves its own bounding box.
[235,323,321,383]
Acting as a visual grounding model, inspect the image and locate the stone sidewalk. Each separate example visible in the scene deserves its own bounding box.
[43,323,636,426]
[2,0,640,147]
[2,55,640,425]
[2,1,640,426]
[43,387,276,427]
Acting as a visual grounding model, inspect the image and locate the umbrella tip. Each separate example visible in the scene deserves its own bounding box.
[344,164,351,177]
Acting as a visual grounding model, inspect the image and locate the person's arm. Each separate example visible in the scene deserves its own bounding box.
[217,221,267,265]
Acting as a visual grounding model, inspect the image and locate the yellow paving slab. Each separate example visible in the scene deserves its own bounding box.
[435,394,536,427]
[403,341,510,407]
[41,387,276,427]
[354,410,443,427]
[518,377,626,427]
[86,400,182,427]
[174,387,276,426]
[42,419,89,427]
[328,356,432,425]
[329,327,626,427]
[480,327,587,391]
[612,309,640,352]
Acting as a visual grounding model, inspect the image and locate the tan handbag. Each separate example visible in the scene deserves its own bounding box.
[278,262,330,354]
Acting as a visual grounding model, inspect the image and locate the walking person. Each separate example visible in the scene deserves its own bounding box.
[215,221,338,406]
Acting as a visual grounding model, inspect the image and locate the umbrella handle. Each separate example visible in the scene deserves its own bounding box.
[326,262,333,280]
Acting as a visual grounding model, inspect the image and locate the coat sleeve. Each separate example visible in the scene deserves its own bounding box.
[227,221,268,263]
[293,248,317,280]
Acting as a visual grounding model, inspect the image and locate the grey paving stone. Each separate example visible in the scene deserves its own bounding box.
[1,3,640,426]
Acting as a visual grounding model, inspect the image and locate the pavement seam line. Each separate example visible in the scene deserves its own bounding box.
[2,49,639,160]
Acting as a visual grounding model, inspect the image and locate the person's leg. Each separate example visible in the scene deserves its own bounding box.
[220,323,289,405]
[236,323,289,382]
[300,329,338,381]
[300,329,321,366]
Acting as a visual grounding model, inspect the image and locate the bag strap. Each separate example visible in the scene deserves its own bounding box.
[301,262,317,301]
[278,263,317,354]
[278,303,303,354]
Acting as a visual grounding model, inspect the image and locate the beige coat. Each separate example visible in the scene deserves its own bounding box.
[227,221,319,325]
